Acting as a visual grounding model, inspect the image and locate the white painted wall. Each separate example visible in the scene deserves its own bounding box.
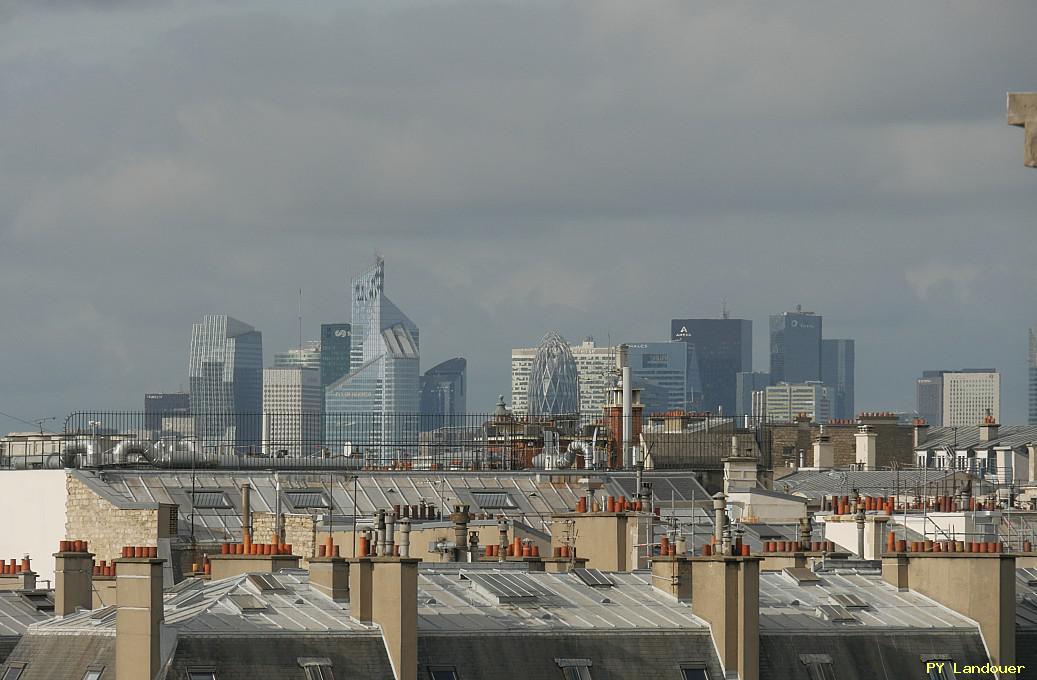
[0,471,68,585]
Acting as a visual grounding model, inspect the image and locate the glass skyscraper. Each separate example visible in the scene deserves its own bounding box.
[625,342,687,417]
[821,339,855,420]
[188,315,263,450]
[420,357,467,430]
[527,332,580,416]
[769,307,822,385]
[320,323,352,389]
[325,258,420,452]
[670,318,751,415]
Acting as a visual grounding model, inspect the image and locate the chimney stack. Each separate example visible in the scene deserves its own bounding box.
[690,555,761,680]
[812,426,834,468]
[449,504,470,562]
[979,413,1000,442]
[854,425,878,470]
[241,482,252,542]
[115,548,164,680]
[54,540,93,616]
[912,418,930,448]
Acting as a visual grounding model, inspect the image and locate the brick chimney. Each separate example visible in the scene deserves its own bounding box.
[349,517,419,680]
[979,413,1000,442]
[882,551,1015,673]
[912,418,930,448]
[689,555,761,680]
[115,548,164,680]
[54,540,93,616]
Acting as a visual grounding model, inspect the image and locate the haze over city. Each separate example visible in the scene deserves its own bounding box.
[2,1,1036,425]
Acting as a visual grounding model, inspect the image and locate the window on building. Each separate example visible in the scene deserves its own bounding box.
[1,664,26,680]
[428,667,459,680]
[187,670,217,680]
[679,666,709,680]
[798,654,836,680]
[82,669,104,680]
[555,658,592,680]
[298,658,335,680]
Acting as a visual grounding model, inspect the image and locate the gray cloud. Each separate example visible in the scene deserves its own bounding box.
[1,0,1035,428]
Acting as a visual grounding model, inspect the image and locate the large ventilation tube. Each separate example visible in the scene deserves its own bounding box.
[112,440,154,465]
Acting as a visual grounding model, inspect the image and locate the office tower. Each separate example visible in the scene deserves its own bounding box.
[1030,328,1037,425]
[188,315,263,449]
[525,332,581,416]
[759,382,831,424]
[325,258,420,450]
[821,339,855,420]
[942,370,1000,428]
[320,323,352,388]
[670,318,751,415]
[511,337,612,417]
[769,307,822,384]
[624,342,687,416]
[262,367,322,456]
[274,341,321,372]
[916,371,945,426]
[143,392,190,432]
[420,357,467,430]
[736,372,770,418]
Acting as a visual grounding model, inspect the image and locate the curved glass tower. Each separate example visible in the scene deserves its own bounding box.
[527,332,580,416]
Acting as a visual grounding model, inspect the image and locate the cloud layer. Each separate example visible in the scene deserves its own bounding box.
[1,1,1035,426]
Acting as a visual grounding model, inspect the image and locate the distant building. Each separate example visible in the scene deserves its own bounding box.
[325,258,420,451]
[624,342,687,416]
[143,392,189,432]
[916,368,997,427]
[821,339,855,420]
[759,382,830,424]
[736,371,770,418]
[262,367,322,456]
[1030,327,1037,425]
[273,341,321,373]
[769,307,821,384]
[320,323,352,389]
[942,370,1000,428]
[524,333,581,416]
[670,318,751,415]
[511,336,612,417]
[188,315,263,449]
[420,357,467,430]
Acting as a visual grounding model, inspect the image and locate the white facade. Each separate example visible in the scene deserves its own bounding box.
[759,382,830,424]
[511,338,614,418]
[273,341,321,372]
[262,367,322,455]
[942,371,1000,427]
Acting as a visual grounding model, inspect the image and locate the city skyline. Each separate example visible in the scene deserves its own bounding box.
[1,3,1035,428]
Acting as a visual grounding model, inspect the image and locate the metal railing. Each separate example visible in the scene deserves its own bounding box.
[0,411,778,472]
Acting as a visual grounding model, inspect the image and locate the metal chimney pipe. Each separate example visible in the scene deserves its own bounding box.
[468,531,479,563]
[385,511,396,557]
[241,483,252,537]
[856,511,866,559]
[621,345,633,468]
[398,518,411,558]
[376,509,387,557]
[713,493,726,547]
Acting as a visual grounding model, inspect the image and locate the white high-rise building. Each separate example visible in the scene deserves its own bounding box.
[942,371,1000,428]
[274,341,321,372]
[511,337,614,418]
[262,367,322,456]
[759,382,831,424]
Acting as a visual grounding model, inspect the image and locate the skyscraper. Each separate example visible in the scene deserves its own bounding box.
[325,258,420,450]
[821,339,855,420]
[320,323,351,389]
[624,342,687,416]
[511,337,612,417]
[262,367,322,456]
[420,357,467,430]
[759,382,831,424]
[143,392,190,432]
[274,341,321,373]
[526,332,580,416]
[916,371,945,426]
[670,318,751,415]
[1030,327,1036,425]
[188,315,263,449]
[770,307,822,384]
[942,370,1000,428]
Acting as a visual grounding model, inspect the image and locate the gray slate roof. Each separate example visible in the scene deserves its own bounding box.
[775,469,992,502]
[920,425,1037,451]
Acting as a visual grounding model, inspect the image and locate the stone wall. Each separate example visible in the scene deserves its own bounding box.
[769,421,913,469]
[252,511,317,560]
[65,475,159,564]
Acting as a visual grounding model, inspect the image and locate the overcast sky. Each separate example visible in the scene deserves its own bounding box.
[1,0,1035,430]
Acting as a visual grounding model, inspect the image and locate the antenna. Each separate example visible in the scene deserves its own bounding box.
[721,299,729,319]
[298,288,303,350]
